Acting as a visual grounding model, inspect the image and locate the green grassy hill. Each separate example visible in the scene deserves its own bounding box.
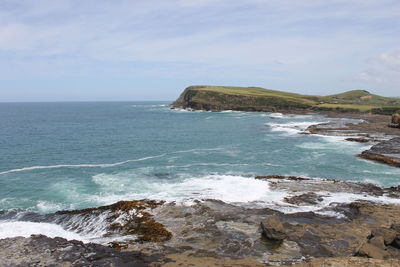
[172,86,400,113]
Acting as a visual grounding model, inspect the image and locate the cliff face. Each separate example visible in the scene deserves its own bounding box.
[172,85,400,113]
[172,86,313,112]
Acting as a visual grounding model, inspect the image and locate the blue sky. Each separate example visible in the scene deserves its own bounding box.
[0,0,399,101]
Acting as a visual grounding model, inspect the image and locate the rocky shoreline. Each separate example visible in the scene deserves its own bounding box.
[2,176,400,266]
[302,111,400,168]
[1,110,400,266]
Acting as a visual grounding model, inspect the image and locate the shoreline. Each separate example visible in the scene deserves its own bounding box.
[1,176,400,266]
[1,108,400,266]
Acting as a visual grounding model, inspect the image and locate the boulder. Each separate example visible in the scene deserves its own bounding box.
[390,113,400,128]
[369,236,386,250]
[392,113,400,124]
[371,228,398,245]
[357,242,388,260]
[260,215,287,241]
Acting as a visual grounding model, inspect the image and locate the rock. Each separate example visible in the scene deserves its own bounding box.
[284,192,324,205]
[260,215,287,241]
[391,223,400,232]
[109,241,129,250]
[0,235,159,266]
[285,257,400,267]
[358,137,400,168]
[392,237,400,249]
[345,137,371,143]
[369,236,386,250]
[389,113,400,128]
[255,175,309,181]
[357,242,388,260]
[371,228,398,245]
[53,200,172,243]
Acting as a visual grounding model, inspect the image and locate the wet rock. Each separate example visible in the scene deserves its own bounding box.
[358,137,400,168]
[284,192,324,205]
[260,215,286,242]
[54,200,172,243]
[109,241,129,250]
[0,235,160,267]
[255,175,309,181]
[345,137,371,143]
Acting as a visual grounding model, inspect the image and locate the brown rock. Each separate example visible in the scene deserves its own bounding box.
[285,257,400,267]
[369,236,386,250]
[392,113,400,125]
[260,215,287,241]
[357,242,388,260]
[372,228,398,245]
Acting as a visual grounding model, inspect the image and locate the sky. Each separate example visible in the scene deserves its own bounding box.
[0,0,399,101]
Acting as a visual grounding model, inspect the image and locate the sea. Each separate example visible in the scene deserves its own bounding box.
[1,102,399,242]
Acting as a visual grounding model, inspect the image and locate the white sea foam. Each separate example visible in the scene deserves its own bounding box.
[266,121,326,135]
[0,221,88,242]
[88,172,400,218]
[0,155,166,175]
[36,201,65,213]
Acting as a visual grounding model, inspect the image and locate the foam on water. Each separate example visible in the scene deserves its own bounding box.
[266,121,326,135]
[0,221,88,242]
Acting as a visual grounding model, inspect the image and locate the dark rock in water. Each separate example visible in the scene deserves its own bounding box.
[284,192,324,206]
[358,137,400,168]
[260,215,287,242]
[0,235,160,267]
[255,175,310,181]
[345,137,371,143]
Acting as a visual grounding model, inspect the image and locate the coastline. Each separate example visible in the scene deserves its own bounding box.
[2,176,400,266]
[1,107,400,266]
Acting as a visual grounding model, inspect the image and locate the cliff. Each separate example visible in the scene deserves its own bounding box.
[172,85,400,113]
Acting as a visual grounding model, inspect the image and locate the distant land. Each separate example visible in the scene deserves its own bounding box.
[172,85,400,114]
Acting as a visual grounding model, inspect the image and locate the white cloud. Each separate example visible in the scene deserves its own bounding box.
[0,0,400,98]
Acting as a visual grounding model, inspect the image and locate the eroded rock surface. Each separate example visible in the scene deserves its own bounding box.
[0,235,159,267]
[359,137,400,168]
[2,177,400,266]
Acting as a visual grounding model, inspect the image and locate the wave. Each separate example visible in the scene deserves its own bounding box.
[0,154,166,175]
[266,121,326,135]
[0,221,88,242]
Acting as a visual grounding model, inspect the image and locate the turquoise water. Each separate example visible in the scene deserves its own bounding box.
[1,102,399,213]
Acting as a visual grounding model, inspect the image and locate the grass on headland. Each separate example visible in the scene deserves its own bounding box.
[181,86,400,113]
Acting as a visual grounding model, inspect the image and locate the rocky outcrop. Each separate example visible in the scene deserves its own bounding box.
[55,200,172,243]
[358,137,400,168]
[0,235,159,267]
[260,215,287,242]
[171,86,313,112]
[2,177,400,266]
[389,113,400,128]
[285,257,400,267]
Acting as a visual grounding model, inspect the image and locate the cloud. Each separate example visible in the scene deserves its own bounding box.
[353,49,400,91]
[0,0,400,100]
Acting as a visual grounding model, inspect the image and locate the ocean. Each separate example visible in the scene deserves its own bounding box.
[1,102,399,241]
